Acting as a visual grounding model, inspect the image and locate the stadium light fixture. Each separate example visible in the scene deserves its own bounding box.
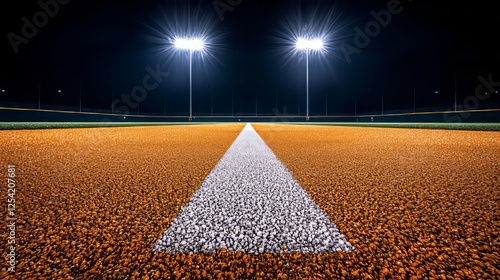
[174,38,205,120]
[174,38,205,51]
[296,38,324,51]
[295,38,324,120]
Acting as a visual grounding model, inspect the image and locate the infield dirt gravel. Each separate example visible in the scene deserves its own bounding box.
[253,124,500,279]
[0,123,499,279]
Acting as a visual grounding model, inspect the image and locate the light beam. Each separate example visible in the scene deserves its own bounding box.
[295,38,324,50]
[174,38,205,51]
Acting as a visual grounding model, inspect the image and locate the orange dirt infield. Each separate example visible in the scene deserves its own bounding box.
[0,123,499,279]
[0,124,246,279]
[253,124,500,279]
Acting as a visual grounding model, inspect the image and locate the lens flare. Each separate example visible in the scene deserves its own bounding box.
[174,38,205,51]
[143,2,223,68]
[274,2,350,68]
[296,38,324,51]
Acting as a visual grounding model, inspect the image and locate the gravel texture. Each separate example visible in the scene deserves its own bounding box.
[1,123,498,279]
[253,123,500,279]
[153,124,353,254]
[0,124,245,279]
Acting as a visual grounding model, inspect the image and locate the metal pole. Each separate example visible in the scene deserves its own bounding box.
[189,50,193,118]
[298,67,300,116]
[188,3,193,118]
[306,49,309,118]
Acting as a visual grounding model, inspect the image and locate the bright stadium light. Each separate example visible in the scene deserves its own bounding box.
[296,38,324,51]
[174,38,205,51]
[174,37,206,120]
[295,37,325,120]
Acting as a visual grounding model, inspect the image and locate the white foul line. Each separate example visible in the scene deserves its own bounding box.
[153,123,354,254]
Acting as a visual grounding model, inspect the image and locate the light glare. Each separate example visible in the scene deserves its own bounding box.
[296,38,324,50]
[174,38,205,51]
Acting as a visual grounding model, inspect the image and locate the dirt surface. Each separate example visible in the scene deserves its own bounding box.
[0,124,246,279]
[1,123,499,279]
[253,124,500,279]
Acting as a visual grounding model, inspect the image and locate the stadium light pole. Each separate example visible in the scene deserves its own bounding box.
[174,38,205,120]
[295,38,324,120]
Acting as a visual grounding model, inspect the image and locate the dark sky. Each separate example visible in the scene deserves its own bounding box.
[1,0,499,116]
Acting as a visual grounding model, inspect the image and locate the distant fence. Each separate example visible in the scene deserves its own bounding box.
[1,102,500,123]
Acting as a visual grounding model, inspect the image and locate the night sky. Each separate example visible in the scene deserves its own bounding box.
[1,0,499,116]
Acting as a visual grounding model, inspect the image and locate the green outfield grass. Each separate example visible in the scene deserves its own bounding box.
[0,122,202,130]
[305,122,500,131]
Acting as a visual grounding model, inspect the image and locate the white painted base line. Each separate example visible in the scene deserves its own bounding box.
[153,123,353,254]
